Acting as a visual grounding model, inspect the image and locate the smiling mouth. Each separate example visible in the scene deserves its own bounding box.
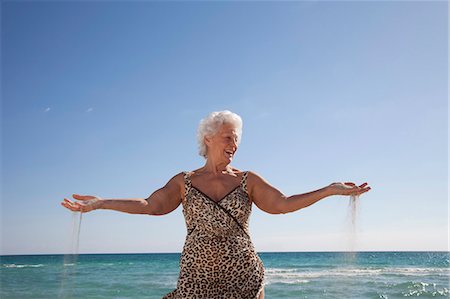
[225,150,234,157]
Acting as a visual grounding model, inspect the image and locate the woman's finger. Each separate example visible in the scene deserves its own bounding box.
[72,194,85,200]
[62,198,76,207]
[63,198,74,205]
[61,202,78,211]
[72,194,94,201]
[344,182,356,186]
[356,187,370,195]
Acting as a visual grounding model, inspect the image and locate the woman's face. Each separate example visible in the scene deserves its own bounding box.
[205,123,239,164]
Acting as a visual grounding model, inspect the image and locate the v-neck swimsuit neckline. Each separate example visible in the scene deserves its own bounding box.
[187,171,245,204]
[190,184,241,204]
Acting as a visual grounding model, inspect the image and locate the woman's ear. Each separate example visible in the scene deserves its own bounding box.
[204,135,211,146]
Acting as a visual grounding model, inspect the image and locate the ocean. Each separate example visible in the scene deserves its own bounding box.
[1,252,449,298]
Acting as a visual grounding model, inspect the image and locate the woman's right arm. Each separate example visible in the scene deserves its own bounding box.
[61,172,184,216]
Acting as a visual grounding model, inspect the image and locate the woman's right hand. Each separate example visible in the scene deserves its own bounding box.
[61,194,103,213]
[327,182,371,196]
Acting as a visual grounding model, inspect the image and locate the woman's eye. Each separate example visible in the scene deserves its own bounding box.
[224,136,237,142]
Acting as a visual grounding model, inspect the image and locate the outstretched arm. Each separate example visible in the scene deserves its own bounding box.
[61,172,184,216]
[247,171,371,214]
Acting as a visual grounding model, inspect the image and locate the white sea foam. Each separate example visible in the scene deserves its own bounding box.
[264,266,449,284]
[3,263,44,268]
[265,268,298,274]
[400,281,450,297]
[265,270,311,285]
[266,279,310,285]
[387,267,450,276]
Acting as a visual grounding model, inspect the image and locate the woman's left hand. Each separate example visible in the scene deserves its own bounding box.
[327,182,371,196]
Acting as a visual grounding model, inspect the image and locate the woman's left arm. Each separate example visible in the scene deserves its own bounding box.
[247,171,371,214]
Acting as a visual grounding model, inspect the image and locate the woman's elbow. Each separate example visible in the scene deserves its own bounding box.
[259,201,286,215]
[274,198,294,214]
[144,198,181,216]
[142,198,160,215]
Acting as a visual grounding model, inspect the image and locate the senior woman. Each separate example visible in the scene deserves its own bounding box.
[61,110,371,299]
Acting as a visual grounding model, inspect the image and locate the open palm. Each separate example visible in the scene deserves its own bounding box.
[61,194,102,213]
[328,182,371,196]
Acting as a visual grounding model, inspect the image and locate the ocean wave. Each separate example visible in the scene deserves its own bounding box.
[264,266,450,280]
[266,278,310,285]
[386,267,450,276]
[265,268,299,274]
[2,263,44,268]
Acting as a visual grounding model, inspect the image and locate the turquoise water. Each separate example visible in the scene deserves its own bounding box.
[1,252,449,298]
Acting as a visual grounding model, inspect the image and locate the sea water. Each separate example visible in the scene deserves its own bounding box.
[1,252,449,298]
[2,202,448,298]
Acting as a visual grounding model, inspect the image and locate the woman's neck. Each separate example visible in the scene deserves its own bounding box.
[201,159,233,176]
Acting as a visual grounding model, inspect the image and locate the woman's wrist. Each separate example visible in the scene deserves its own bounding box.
[324,185,337,197]
[96,198,106,210]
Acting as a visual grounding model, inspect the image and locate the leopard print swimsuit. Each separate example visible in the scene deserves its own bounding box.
[162,171,265,299]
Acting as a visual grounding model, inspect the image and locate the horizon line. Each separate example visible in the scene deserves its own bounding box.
[2,250,449,257]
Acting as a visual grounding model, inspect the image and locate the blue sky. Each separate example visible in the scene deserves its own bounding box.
[1,1,447,255]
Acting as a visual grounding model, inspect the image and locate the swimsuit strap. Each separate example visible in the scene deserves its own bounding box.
[183,171,192,199]
[240,171,248,194]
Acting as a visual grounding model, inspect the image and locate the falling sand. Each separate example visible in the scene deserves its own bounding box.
[346,194,360,261]
[59,211,83,298]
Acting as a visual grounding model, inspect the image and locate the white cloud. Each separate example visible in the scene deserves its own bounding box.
[44,107,51,112]
[86,108,93,113]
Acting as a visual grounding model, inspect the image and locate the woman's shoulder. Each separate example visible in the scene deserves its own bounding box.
[244,171,267,186]
[242,170,259,177]
[184,168,200,179]
[167,172,186,185]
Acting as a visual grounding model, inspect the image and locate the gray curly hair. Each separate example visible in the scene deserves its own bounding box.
[197,110,243,159]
